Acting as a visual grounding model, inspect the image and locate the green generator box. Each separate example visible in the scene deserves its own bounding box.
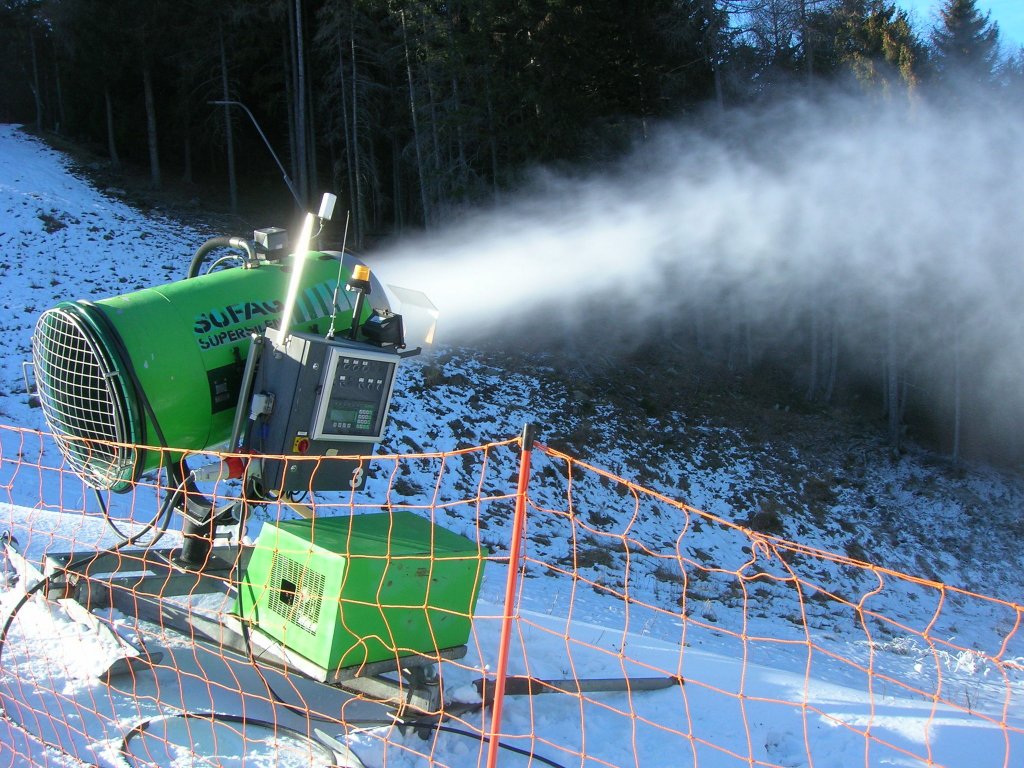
[235,512,486,671]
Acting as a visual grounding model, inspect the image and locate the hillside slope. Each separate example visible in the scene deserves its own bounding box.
[2,121,1024,768]
[1,123,1021,630]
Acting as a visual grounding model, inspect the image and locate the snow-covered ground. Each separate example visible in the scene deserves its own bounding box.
[2,493,1021,768]
[0,124,1022,767]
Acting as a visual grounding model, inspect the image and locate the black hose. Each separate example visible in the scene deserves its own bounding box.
[0,576,49,670]
[92,479,178,550]
[0,486,184,672]
[188,237,256,279]
[431,724,568,768]
[0,534,176,671]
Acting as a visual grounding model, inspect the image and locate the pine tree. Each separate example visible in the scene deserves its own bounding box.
[931,0,1000,87]
[1004,46,1024,97]
[827,0,925,97]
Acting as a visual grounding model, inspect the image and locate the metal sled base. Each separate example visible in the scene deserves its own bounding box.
[41,545,463,717]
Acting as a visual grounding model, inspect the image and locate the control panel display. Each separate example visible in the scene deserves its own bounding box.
[311,346,398,441]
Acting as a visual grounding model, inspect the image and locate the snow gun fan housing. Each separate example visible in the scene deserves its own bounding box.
[29,228,435,494]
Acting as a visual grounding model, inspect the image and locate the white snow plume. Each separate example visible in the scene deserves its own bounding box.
[370,92,1024,450]
[374,93,1023,335]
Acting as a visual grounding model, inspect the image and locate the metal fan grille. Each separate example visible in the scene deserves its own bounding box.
[268,552,325,635]
[32,306,136,490]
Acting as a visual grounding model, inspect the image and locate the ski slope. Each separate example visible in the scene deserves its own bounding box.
[0,124,1022,766]
[2,502,1021,768]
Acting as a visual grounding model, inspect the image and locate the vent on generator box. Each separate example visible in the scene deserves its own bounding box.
[267,552,325,635]
[32,305,138,491]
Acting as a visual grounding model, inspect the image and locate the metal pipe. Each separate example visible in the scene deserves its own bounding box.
[209,100,304,210]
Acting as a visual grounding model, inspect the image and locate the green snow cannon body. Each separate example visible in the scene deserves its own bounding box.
[32,250,381,492]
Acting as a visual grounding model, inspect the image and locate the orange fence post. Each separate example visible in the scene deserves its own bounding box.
[486,423,538,768]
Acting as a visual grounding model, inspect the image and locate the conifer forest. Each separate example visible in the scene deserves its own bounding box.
[2,0,1024,467]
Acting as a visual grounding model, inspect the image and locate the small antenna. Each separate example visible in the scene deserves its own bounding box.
[209,100,304,210]
[327,210,352,340]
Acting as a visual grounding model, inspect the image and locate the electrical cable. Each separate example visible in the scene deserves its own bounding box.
[93,486,132,542]
[118,711,342,767]
[430,724,567,768]
[93,474,180,550]
[0,528,176,669]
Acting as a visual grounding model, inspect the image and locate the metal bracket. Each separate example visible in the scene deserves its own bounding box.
[20,361,39,407]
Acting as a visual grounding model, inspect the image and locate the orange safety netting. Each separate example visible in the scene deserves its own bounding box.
[0,422,1021,768]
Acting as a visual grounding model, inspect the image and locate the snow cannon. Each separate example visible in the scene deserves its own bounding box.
[30,223,436,494]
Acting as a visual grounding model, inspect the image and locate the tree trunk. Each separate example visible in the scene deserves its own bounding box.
[886,303,901,454]
[292,0,308,206]
[446,2,467,183]
[426,71,443,210]
[350,26,366,246]
[824,312,839,403]
[805,301,819,400]
[142,66,161,188]
[952,312,962,467]
[705,0,724,110]
[29,32,43,131]
[54,56,67,134]
[367,135,382,230]
[448,9,468,197]
[486,82,499,200]
[801,0,812,81]
[220,24,238,214]
[401,9,431,227]
[305,15,318,201]
[307,77,318,198]
[182,132,193,185]
[104,88,120,168]
[335,33,357,244]
[283,26,298,206]
[392,134,404,231]
[178,79,193,185]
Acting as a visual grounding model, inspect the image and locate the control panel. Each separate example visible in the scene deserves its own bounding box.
[311,346,397,442]
[249,328,400,494]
